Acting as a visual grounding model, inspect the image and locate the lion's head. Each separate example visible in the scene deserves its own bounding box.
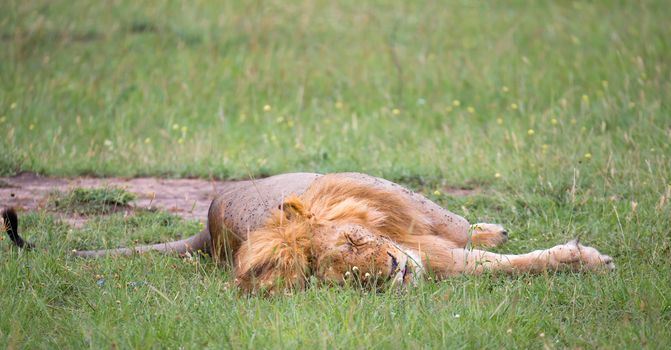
[311,223,422,288]
[234,177,429,293]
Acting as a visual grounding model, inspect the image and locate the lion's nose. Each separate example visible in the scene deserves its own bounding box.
[501,230,508,236]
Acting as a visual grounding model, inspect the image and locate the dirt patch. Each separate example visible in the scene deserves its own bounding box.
[0,172,228,227]
[0,172,477,227]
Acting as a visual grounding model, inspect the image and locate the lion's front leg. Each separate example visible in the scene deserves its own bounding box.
[435,240,614,277]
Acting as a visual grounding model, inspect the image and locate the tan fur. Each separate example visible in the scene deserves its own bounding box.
[470,223,509,248]
[229,175,614,292]
[234,195,313,291]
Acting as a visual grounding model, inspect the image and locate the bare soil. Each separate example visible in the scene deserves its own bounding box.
[1,172,476,227]
[0,172,229,227]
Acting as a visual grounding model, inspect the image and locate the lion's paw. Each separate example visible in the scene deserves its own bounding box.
[547,239,615,271]
[470,223,509,248]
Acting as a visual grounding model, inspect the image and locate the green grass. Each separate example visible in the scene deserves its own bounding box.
[48,187,136,215]
[1,0,670,348]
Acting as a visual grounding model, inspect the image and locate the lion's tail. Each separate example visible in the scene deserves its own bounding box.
[72,229,211,258]
[2,207,34,249]
[2,207,211,258]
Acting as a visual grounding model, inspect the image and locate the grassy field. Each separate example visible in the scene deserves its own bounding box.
[2,0,670,348]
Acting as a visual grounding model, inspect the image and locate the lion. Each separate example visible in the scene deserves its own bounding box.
[2,172,614,293]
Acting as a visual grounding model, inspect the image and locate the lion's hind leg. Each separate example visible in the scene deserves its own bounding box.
[470,223,508,248]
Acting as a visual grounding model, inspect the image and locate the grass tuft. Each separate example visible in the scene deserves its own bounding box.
[48,187,136,215]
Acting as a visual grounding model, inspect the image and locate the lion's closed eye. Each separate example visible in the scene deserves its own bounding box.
[345,233,362,246]
[345,230,376,248]
[340,234,361,253]
[334,224,378,255]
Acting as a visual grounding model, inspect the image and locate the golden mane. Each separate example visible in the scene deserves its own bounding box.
[301,176,431,238]
[234,175,432,292]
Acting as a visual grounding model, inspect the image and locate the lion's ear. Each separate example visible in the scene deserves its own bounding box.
[278,195,311,221]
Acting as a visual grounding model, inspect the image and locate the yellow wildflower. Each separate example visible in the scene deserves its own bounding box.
[172,123,179,130]
[433,190,441,196]
[510,103,518,110]
[551,118,558,125]
[527,129,535,136]
[177,138,184,144]
[496,118,503,125]
[144,137,151,144]
[263,104,272,112]
[452,100,461,107]
[467,106,475,114]
[29,123,35,130]
[495,172,501,178]
[584,153,592,160]
[501,86,509,93]
[392,108,401,115]
[335,101,343,109]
